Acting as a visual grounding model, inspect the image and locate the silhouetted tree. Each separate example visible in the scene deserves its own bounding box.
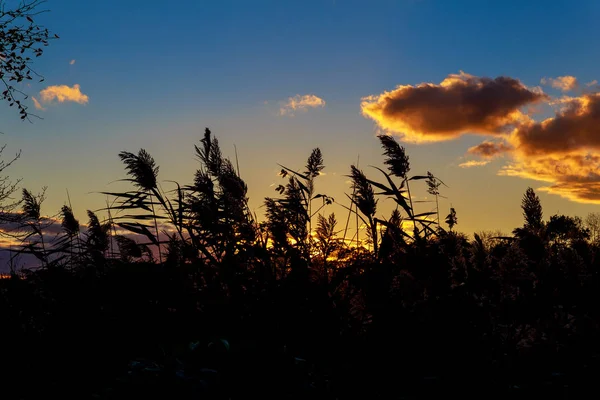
[0,0,58,120]
[0,144,20,217]
[546,214,589,246]
[585,212,600,244]
[522,187,543,229]
[5,129,600,399]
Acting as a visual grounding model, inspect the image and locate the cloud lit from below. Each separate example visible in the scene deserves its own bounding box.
[279,94,326,116]
[361,71,547,143]
[362,71,600,204]
[459,160,491,168]
[495,92,600,203]
[467,141,513,158]
[510,93,600,156]
[540,75,579,92]
[32,84,89,111]
[32,96,45,111]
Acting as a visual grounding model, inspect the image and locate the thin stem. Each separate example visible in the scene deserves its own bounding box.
[149,191,163,264]
[38,220,47,268]
[370,217,378,257]
[355,155,360,247]
[67,189,83,263]
[343,188,356,243]
[405,177,416,235]
[106,196,117,258]
[234,144,241,177]
[435,193,440,225]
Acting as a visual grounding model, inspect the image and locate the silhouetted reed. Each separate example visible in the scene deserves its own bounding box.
[1,130,599,399]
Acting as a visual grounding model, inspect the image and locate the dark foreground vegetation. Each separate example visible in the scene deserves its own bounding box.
[1,130,600,399]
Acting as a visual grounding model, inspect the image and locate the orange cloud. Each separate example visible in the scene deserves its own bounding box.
[510,93,600,156]
[69,59,76,65]
[362,72,600,204]
[494,92,600,203]
[32,96,45,111]
[459,160,490,168]
[279,94,325,116]
[361,72,546,143]
[500,153,600,203]
[467,140,513,158]
[38,84,89,106]
[540,75,579,92]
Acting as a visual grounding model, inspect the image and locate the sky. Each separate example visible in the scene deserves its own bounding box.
[1,0,600,238]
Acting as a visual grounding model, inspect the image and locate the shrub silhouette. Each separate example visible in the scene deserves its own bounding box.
[1,130,600,399]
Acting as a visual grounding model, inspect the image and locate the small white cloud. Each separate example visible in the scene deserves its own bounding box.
[458,160,491,168]
[586,80,598,87]
[279,94,326,116]
[69,59,76,65]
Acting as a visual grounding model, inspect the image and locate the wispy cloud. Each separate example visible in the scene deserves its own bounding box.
[459,160,491,168]
[37,84,89,107]
[467,141,512,158]
[499,154,600,203]
[31,96,45,111]
[69,59,76,65]
[361,71,546,143]
[586,80,598,87]
[279,94,326,116]
[540,75,579,92]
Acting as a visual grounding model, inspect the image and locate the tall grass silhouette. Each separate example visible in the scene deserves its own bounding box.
[1,129,599,399]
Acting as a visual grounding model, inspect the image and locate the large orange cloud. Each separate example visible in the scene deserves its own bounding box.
[493,93,600,203]
[361,72,600,203]
[510,93,600,156]
[361,72,547,142]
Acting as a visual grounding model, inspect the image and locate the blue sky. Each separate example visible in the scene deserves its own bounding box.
[1,0,600,236]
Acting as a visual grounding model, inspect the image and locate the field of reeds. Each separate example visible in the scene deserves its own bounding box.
[1,129,599,399]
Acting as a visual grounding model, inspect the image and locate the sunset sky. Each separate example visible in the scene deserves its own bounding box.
[1,0,600,236]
